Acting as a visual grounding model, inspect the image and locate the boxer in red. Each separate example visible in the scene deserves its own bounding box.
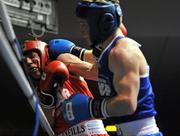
[22,40,108,136]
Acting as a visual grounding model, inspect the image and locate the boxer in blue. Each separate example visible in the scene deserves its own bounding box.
[48,0,163,135]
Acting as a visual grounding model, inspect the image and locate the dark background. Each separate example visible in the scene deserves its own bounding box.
[0,0,180,135]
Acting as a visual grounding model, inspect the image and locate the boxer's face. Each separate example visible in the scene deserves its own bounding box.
[78,19,91,45]
[24,51,41,79]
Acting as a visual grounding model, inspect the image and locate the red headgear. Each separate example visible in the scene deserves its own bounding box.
[22,40,49,70]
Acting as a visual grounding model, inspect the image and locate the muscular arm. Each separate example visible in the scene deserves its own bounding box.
[57,53,98,81]
[106,44,140,117]
[83,49,97,64]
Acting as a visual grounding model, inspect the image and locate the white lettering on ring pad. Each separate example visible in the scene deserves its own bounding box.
[58,119,107,136]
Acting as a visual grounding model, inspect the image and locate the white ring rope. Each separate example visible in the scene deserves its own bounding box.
[0,1,54,136]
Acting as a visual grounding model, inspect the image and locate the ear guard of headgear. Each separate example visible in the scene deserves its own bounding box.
[22,40,49,70]
[76,1,122,45]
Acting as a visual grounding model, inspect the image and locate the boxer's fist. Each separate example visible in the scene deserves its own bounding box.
[38,60,69,107]
[63,93,92,125]
[48,39,85,60]
[48,39,75,59]
[39,60,69,91]
[63,93,110,125]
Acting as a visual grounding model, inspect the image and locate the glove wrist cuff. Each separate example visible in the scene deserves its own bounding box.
[70,46,86,61]
[89,98,109,119]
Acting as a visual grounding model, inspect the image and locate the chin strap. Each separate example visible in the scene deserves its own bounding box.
[92,45,103,60]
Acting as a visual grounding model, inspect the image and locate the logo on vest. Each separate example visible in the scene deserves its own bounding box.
[98,75,111,96]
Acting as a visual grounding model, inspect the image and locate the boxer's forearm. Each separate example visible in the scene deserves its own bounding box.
[57,53,98,81]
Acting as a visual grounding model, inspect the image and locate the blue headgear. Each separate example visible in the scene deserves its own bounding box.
[76,1,122,45]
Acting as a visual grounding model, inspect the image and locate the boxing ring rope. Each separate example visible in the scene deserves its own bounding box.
[0,1,54,136]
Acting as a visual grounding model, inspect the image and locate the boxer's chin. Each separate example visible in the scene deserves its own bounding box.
[30,70,41,80]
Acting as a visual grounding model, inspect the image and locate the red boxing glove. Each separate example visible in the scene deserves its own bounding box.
[38,60,69,108]
[120,23,128,36]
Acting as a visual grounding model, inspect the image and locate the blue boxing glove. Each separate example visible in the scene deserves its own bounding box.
[48,39,86,60]
[48,39,75,59]
[63,93,109,125]
[63,93,91,125]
